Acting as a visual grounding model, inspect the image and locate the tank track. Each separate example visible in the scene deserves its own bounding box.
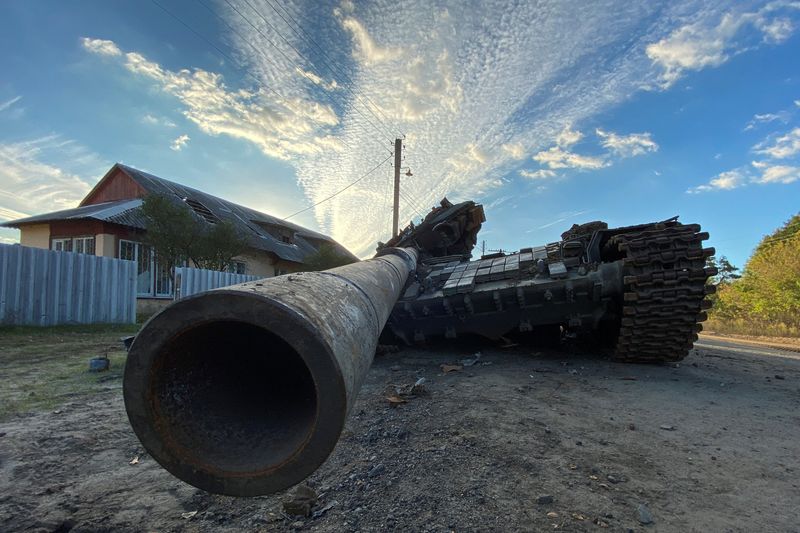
[609,222,717,363]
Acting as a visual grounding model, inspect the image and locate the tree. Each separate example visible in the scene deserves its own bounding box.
[192,221,249,272]
[140,194,201,279]
[303,243,357,271]
[709,213,800,331]
[706,255,741,285]
[140,194,249,276]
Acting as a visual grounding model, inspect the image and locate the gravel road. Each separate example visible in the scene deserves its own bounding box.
[1,334,798,532]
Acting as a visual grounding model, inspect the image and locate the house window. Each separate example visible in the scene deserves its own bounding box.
[73,236,95,255]
[51,236,95,255]
[120,239,179,298]
[120,240,155,297]
[51,238,72,252]
[228,261,246,275]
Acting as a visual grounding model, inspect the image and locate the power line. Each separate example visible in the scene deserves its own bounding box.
[245,0,400,139]
[399,190,424,219]
[225,0,398,144]
[260,0,404,138]
[284,153,394,220]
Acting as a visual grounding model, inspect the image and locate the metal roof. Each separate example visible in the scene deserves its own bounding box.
[2,164,357,264]
[1,199,144,227]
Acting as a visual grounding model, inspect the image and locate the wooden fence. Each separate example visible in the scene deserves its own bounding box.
[0,244,137,326]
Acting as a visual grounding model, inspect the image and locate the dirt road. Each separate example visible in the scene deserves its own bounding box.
[1,333,798,532]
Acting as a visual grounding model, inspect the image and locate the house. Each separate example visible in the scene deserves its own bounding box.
[2,163,357,310]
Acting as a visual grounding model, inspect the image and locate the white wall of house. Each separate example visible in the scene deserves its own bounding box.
[19,224,49,249]
[233,250,302,277]
[95,233,116,258]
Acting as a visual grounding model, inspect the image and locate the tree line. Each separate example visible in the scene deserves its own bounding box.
[706,213,800,337]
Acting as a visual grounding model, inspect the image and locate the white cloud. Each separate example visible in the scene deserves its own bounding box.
[596,129,658,157]
[744,112,785,131]
[79,3,800,257]
[501,143,526,160]
[142,114,176,128]
[687,169,746,193]
[0,136,100,221]
[758,17,794,42]
[755,127,800,159]
[756,164,800,184]
[80,37,121,56]
[646,3,799,87]
[0,95,22,112]
[556,126,583,147]
[83,40,343,161]
[339,15,400,65]
[447,143,489,172]
[170,134,190,151]
[295,68,339,91]
[520,169,557,180]
[532,146,607,170]
[687,160,800,193]
[537,209,593,230]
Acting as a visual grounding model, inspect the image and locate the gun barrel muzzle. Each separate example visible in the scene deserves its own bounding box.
[123,248,417,496]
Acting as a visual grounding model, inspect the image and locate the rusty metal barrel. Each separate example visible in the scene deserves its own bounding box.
[123,247,418,497]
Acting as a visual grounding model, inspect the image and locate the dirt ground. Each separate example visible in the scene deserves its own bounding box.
[1,328,798,533]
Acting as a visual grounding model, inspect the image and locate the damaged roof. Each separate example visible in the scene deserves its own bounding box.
[2,163,357,264]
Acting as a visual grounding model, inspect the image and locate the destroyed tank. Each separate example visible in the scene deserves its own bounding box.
[380,198,717,363]
[123,198,717,498]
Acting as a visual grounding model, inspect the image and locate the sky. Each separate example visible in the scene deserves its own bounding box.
[0,0,799,265]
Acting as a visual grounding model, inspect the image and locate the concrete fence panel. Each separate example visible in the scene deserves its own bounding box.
[0,243,137,326]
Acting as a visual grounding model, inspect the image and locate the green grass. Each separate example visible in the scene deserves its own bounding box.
[0,324,141,421]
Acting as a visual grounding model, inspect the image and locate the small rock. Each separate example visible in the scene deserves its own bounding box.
[637,503,654,525]
[774,375,785,380]
[628,423,636,431]
[290,521,305,529]
[575,440,583,446]
[282,485,318,517]
[537,495,554,505]
[390,365,402,371]
[312,500,338,519]
[368,464,386,478]
[659,425,676,431]
[607,474,626,484]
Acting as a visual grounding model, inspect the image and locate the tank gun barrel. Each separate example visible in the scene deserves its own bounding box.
[123,247,418,497]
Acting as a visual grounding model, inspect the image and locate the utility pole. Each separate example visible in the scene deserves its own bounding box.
[392,138,402,237]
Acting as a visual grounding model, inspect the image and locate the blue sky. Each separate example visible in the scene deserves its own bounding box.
[0,0,798,264]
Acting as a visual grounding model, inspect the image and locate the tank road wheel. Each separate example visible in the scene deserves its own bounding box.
[610,223,717,363]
